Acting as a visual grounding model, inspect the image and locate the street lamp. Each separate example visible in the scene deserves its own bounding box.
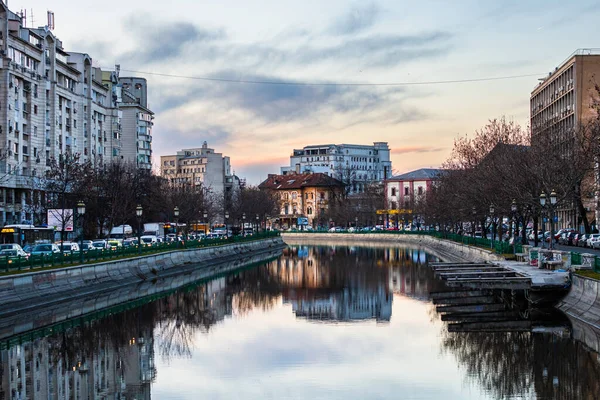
[472,207,476,238]
[174,206,180,245]
[511,199,518,255]
[225,211,229,238]
[136,204,143,254]
[77,200,85,263]
[355,216,359,229]
[489,204,495,249]
[256,214,260,234]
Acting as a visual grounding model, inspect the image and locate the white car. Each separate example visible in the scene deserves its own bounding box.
[59,242,80,254]
[587,234,600,248]
[140,235,158,246]
[0,243,25,252]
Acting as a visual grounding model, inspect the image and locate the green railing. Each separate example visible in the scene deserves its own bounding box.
[284,229,526,255]
[0,232,280,274]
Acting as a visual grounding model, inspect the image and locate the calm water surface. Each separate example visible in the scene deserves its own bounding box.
[1,243,599,399]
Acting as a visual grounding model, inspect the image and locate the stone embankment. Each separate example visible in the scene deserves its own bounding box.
[282,233,504,263]
[0,237,286,325]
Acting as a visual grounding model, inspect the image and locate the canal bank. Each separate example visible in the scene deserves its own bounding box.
[282,233,600,331]
[0,237,286,320]
[281,232,504,264]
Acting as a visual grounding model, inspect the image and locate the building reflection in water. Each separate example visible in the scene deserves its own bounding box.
[3,244,600,399]
[0,312,156,400]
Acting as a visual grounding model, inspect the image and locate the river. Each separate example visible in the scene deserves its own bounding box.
[1,243,599,399]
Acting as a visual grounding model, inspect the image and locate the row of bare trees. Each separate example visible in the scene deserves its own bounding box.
[418,111,600,242]
[37,155,279,238]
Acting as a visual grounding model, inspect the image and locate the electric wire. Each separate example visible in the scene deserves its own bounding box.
[112,69,545,87]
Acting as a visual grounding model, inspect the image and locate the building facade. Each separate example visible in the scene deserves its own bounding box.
[160,142,235,197]
[280,142,392,194]
[530,49,600,229]
[119,77,153,169]
[0,5,154,225]
[384,168,441,228]
[258,172,344,229]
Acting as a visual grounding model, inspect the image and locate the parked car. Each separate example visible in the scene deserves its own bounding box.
[59,242,80,254]
[107,240,122,250]
[0,243,25,252]
[30,243,61,256]
[123,238,139,247]
[578,234,588,247]
[92,240,108,250]
[0,248,29,262]
[588,234,600,249]
[140,235,158,246]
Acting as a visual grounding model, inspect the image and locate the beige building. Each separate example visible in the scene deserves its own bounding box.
[0,5,154,225]
[530,49,600,229]
[161,142,235,197]
[258,172,344,229]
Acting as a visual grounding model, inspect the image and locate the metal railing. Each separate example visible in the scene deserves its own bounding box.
[283,229,524,254]
[0,232,280,274]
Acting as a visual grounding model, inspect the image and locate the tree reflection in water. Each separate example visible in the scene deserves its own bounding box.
[440,309,600,399]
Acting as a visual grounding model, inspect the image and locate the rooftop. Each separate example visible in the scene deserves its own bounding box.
[389,168,442,181]
[259,173,344,190]
[533,48,600,90]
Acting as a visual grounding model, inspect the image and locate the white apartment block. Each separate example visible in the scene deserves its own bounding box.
[0,5,154,225]
[280,142,392,193]
[161,141,235,198]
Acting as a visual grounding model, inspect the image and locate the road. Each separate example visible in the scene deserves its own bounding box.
[528,240,600,256]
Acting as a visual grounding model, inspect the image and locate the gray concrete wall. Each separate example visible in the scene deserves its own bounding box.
[0,237,285,320]
[281,233,504,263]
[558,274,600,329]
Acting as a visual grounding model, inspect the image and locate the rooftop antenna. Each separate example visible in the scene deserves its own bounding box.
[20,9,26,27]
[30,9,35,28]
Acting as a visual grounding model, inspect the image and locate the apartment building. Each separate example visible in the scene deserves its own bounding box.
[530,49,600,229]
[119,77,154,169]
[161,142,235,197]
[280,142,392,194]
[0,4,154,225]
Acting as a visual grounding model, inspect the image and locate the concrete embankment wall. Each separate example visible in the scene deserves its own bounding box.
[0,237,285,322]
[558,275,600,336]
[281,233,504,263]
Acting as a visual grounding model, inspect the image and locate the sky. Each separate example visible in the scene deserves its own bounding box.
[13,0,600,183]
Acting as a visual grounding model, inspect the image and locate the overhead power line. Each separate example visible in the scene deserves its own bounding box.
[114,69,545,87]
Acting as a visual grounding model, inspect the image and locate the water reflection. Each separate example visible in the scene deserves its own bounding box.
[2,244,600,399]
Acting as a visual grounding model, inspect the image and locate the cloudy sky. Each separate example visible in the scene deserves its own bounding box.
[17,0,600,183]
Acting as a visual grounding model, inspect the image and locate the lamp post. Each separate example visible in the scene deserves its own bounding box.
[472,207,477,238]
[203,211,208,236]
[225,211,229,238]
[173,206,180,245]
[489,204,495,250]
[540,191,557,250]
[136,204,143,254]
[256,214,260,234]
[511,199,518,254]
[355,216,359,229]
[77,200,85,263]
[242,212,246,235]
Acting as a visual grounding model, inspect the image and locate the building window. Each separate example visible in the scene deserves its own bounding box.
[418,186,423,195]
[320,192,325,199]
[292,192,297,200]
[404,187,409,196]
[391,201,397,209]
[307,207,313,215]
[284,205,289,215]
[391,188,396,196]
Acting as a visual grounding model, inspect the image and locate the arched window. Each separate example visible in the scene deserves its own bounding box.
[292,192,297,200]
